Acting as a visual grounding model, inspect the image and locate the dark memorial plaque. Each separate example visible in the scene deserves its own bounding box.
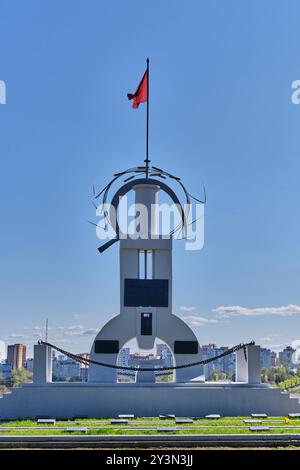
[174,340,198,354]
[94,340,119,354]
[141,312,152,335]
[124,279,168,307]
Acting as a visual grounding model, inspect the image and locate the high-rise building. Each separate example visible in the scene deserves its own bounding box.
[117,348,130,369]
[51,353,88,382]
[0,363,12,382]
[156,344,173,368]
[271,351,277,367]
[201,344,217,379]
[223,348,236,377]
[52,356,80,380]
[80,367,89,382]
[260,348,272,369]
[279,346,295,367]
[201,344,235,380]
[78,353,89,382]
[25,358,34,372]
[7,344,26,370]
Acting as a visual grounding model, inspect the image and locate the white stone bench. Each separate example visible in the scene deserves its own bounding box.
[175,418,193,424]
[205,414,221,419]
[249,426,270,431]
[66,427,87,433]
[111,419,129,424]
[118,414,135,419]
[244,419,262,424]
[288,413,300,418]
[37,419,56,425]
[251,413,268,418]
[157,427,178,432]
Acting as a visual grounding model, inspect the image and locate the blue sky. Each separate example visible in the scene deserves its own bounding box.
[1,0,300,356]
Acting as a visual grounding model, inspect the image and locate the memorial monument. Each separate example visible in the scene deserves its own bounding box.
[1,61,300,419]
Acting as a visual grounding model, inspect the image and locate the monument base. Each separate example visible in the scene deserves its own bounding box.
[0,382,299,419]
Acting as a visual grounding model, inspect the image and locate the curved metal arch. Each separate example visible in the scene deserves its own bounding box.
[109,178,187,238]
[94,165,206,234]
[95,166,206,252]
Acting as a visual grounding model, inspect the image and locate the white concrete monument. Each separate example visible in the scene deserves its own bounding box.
[89,179,203,383]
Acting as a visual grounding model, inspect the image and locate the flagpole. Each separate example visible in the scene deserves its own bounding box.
[145,58,150,180]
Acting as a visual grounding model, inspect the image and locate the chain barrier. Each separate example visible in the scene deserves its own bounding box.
[40,340,254,372]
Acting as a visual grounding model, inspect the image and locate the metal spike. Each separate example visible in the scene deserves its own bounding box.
[150,173,166,179]
[124,175,135,182]
[98,238,119,253]
[152,166,163,172]
[87,220,98,227]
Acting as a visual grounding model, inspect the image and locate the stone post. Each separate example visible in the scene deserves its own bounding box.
[235,344,261,384]
[33,344,52,383]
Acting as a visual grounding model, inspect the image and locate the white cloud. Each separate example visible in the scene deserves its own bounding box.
[58,325,98,337]
[292,340,300,363]
[59,325,85,331]
[213,304,300,317]
[58,325,84,336]
[9,333,25,339]
[63,330,84,337]
[81,328,98,336]
[267,342,293,352]
[180,316,221,327]
[51,338,77,345]
[259,334,281,342]
[24,326,48,331]
[32,326,47,331]
[180,306,197,312]
[32,333,42,339]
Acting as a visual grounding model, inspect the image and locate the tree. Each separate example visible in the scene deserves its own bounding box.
[12,368,32,387]
[0,385,8,397]
[261,368,269,383]
[0,373,8,396]
[212,371,219,382]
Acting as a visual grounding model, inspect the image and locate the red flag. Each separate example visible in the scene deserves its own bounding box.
[127,70,148,109]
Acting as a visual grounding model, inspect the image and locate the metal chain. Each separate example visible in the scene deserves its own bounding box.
[40,340,254,372]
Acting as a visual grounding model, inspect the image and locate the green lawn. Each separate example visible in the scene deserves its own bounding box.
[0,416,300,436]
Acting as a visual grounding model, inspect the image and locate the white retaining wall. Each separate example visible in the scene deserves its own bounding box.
[0,382,299,419]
